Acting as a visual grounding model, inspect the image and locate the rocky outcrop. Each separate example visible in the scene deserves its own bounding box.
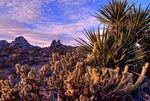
[9,36,33,49]
[0,36,73,70]
[50,40,62,48]
[0,40,9,48]
[50,40,72,53]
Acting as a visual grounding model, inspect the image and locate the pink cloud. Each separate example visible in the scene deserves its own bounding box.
[0,0,42,23]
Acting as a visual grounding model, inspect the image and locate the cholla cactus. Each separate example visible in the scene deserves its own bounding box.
[18,64,49,100]
[0,64,50,100]
[0,75,20,100]
[0,47,149,101]
[85,66,100,85]
[47,49,149,100]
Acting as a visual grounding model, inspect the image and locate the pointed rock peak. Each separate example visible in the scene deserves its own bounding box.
[14,36,29,43]
[50,40,56,48]
[51,40,56,44]
[50,40,62,48]
[10,36,32,48]
[0,40,8,44]
[56,40,62,47]
[0,40,9,48]
[57,40,61,45]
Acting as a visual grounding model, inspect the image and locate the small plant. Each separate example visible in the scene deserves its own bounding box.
[0,46,148,101]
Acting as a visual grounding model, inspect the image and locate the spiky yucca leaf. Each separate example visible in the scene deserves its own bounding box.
[95,0,149,39]
[95,0,132,29]
[77,27,145,68]
[129,5,150,42]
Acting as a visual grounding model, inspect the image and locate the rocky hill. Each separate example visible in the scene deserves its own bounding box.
[0,36,73,70]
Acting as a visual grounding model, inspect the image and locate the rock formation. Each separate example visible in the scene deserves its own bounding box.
[0,36,73,70]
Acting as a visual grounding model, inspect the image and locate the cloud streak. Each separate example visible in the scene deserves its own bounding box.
[0,0,43,23]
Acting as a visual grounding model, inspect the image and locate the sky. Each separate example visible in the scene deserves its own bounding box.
[0,0,149,47]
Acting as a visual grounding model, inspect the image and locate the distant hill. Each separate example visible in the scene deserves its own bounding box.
[0,36,73,70]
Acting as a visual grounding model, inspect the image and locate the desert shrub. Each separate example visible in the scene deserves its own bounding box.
[0,46,148,101]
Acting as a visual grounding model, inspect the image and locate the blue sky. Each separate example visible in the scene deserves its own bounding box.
[0,0,149,47]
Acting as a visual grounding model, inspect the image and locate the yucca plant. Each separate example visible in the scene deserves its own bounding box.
[77,0,149,69]
[76,26,145,69]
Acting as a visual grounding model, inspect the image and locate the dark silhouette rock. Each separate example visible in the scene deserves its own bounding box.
[50,40,62,48]
[50,40,56,48]
[56,40,62,47]
[50,40,73,54]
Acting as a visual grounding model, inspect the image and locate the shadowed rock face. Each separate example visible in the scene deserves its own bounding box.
[0,40,9,48]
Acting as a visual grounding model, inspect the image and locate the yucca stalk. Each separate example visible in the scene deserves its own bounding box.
[76,26,145,69]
